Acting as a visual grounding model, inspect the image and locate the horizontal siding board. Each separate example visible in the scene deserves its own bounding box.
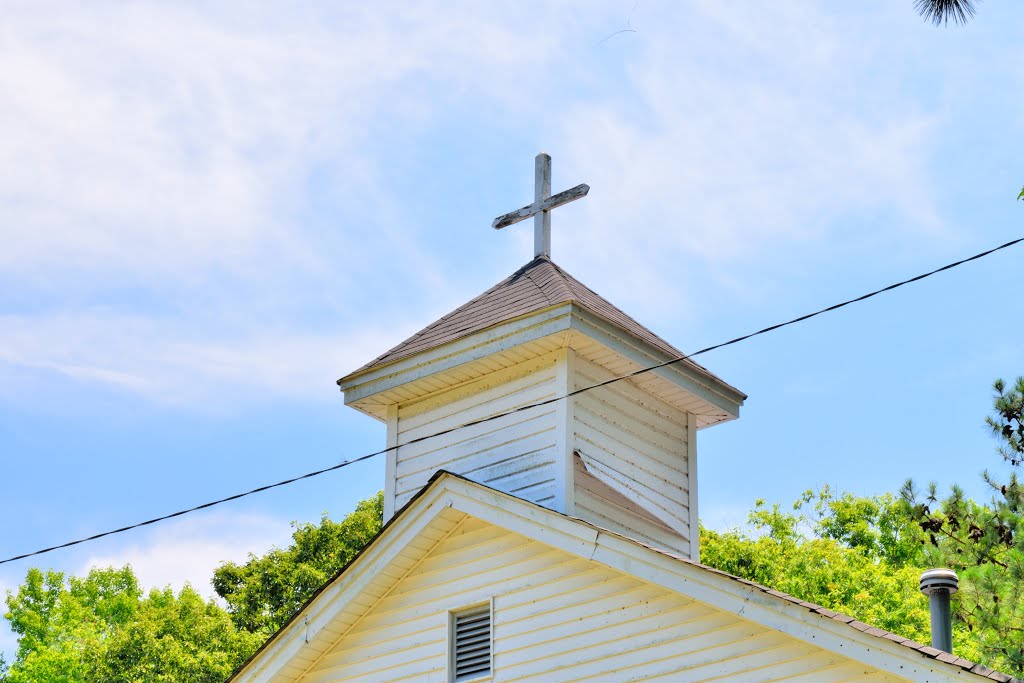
[395,456,556,508]
[573,436,687,513]
[462,450,556,489]
[395,424,557,483]
[498,620,773,681]
[576,448,689,532]
[575,362,691,446]
[398,408,555,464]
[569,356,697,555]
[572,455,664,520]
[499,594,716,654]
[577,395,688,471]
[575,491,688,554]
[356,547,566,626]
[389,354,563,516]
[305,521,910,683]
[574,396,688,473]
[398,359,559,433]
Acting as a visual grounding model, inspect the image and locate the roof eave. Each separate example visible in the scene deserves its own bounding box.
[230,472,1016,683]
[337,302,745,424]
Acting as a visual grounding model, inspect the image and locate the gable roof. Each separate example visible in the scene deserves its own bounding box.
[228,472,1019,683]
[342,256,721,383]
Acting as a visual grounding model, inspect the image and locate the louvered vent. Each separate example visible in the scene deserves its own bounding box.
[452,605,491,681]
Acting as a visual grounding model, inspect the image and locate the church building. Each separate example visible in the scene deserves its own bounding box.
[229,156,1017,683]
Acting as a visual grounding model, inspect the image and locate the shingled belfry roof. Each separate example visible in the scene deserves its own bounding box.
[348,255,716,379]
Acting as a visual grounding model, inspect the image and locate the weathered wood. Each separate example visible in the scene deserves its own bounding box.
[491,152,589,258]
[390,355,563,515]
[534,152,552,259]
[490,183,590,231]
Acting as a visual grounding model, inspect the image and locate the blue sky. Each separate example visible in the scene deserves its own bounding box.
[1,0,1022,659]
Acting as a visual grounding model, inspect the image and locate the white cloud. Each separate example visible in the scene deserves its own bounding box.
[0,512,295,662]
[0,311,410,405]
[0,2,599,409]
[558,2,947,317]
[0,1,965,408]
[0,2,570,285]
[80,510,294,597]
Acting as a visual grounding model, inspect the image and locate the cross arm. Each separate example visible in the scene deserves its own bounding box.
[491,183,590,230]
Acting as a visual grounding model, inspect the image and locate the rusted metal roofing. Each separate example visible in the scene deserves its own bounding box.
[346,256,716,379]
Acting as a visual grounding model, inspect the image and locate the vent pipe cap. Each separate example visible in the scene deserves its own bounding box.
[920,568,959,596]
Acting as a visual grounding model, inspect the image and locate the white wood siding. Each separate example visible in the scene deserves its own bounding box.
[573,455,689,556]
[571,355,693,555]
[299,518,908,683]
[390,352,563,517]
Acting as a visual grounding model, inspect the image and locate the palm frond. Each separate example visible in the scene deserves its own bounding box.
[914,0,978,26]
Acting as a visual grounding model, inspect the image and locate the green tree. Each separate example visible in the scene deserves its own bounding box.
[700,490,936,649]
[3,566,260,683]
[811,488,923,567]
[96,585,261,682]
[902,377,1024,675]
[213,491,384,635]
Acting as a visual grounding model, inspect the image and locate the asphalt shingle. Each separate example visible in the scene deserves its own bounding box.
[346,256,719,382]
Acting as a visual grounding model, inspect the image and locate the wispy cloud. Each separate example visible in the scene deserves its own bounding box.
[80,510,294,597]
[0,2,588,408]
[0,1,967,408]
[0,512,294,661]
[561,2,946,318]
[0,311,407,405]
[0,2,570,284]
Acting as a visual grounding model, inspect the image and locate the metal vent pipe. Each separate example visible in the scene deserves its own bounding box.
[919,568,959,653]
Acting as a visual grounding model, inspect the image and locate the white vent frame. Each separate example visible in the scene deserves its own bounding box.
[448,600,493,682]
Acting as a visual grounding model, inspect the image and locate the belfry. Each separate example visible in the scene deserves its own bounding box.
[338,154,745,560]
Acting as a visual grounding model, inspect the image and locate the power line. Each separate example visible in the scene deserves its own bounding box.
[2,236,1021,567]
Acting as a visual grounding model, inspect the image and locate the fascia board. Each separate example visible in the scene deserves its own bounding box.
[439,476,990,683]
[587,533,974,683]
[338,303,575,407]
[567,306,746,418]
[232,488,460,683]
[338,302,746,422]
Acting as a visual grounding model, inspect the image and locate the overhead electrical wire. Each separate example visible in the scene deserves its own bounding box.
[2,236,1022,567]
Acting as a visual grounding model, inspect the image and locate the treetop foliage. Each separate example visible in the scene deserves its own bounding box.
[212,491,383,636]
[902,377,1024,675]
[3,566,261,683]
[1,493,386,682]
[700,489,934,649]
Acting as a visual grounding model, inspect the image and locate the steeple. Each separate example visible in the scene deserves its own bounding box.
[337,156,745,561]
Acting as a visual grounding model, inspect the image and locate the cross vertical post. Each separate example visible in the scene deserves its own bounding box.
[534,153,552,258]
[492,153,589,260]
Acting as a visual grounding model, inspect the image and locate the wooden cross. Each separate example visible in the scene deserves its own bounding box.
[492,153,589,259]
